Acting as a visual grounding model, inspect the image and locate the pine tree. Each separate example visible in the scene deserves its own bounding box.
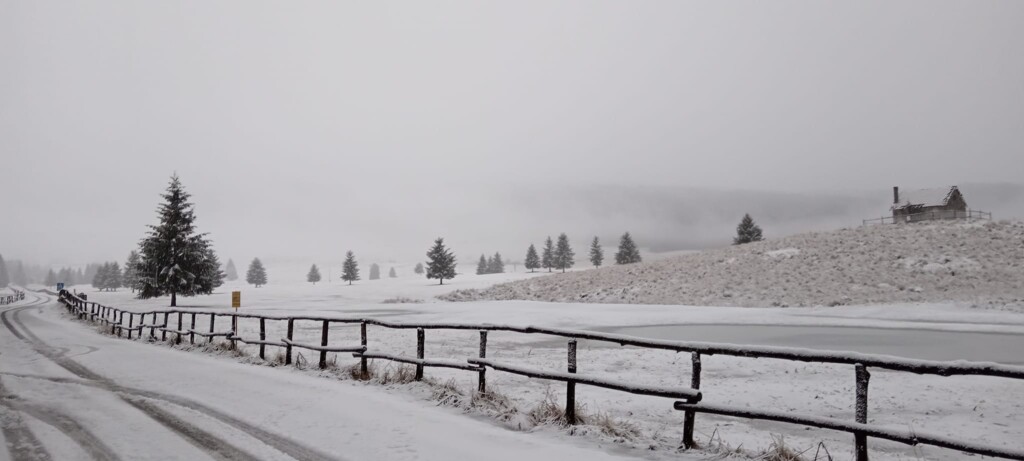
[615,232,642,265]
[199,246,225,292]
[488,252,505,274]
[58,268,72,286]
[341,251,359,285]
[589,236,604,268]
[92,263,108,290]
[307,264,322,284]
[0,254,9,287]
[136,175,222,306]
[524,244,540,272]
[224,259,239,281]
[369,263,381,280]
[425,238,457,285]
[476,254,489,275]
[44,270,57,287]
[107,262,123,291]
[389,267,397,278]
[541,236,555,272]
[413,262,425,275]
[246,258,268,287]
[733,214,764,245]
[554,233,575,273]
[123,251,142,292]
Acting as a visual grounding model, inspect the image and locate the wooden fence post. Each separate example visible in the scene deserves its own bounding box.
[111,310,118,335]
[682,352,702,449]
[319,320,329,369]
[150,313,157,338]
[231,315,238,349]
[176,312,183,344]
[117,311,124,337]
[360,322,368,377]
[127,313,134,339]
[259,318,266,360]
[478,330,488,394]
[189,313,196,344]
[285,319,294,365]
[855,364,870,461]
[208,314,215,343]
[162,313,169,341]
[415,328,425,381]
[566,339,577,425]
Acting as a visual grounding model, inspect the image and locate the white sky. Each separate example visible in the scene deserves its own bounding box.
[2,1,1022,267]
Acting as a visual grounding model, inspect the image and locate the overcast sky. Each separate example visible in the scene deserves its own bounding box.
[2,1,1023,269]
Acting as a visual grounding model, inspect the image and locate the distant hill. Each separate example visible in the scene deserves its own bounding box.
[441,220,1024,309]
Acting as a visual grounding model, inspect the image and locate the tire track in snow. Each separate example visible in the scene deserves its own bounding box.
[0,378,53,461]
[4,294,340,461]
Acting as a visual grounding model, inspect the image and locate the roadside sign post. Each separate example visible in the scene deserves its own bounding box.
[57,282,65,291]
[231,291,240,348]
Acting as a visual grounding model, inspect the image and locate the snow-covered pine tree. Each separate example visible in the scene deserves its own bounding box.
[524,244,540,272]
[136,175,222,306]
[44,269,57,287]
[734,214,764,245]
[488,252,505,274]
[199,246,225,292]
[246,258,268,287]
[307,264,322,284]
[123,251,142,292]
[341,251,359,285]
[91,263,108,290]
[541,236,554,272]
[84,263,100,286]
[106,262,123,291]
[615,232,642,265]
[589,236,604,268]
[388,267,397,278]
[0,254,9,287]
[476,254,489,275]
[425,238,457,285]
[224,259,239,281]
[413,262,424,275]
[554,233,575,273]
[369,263,381,280]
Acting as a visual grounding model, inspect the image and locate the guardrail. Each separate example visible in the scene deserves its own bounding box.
[863,209,993,226]
[0,288,26,305]
[56,290,1024,460]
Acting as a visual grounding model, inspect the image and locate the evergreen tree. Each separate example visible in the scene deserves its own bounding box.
[92,264,108,290]
[476,254,489,275]
[369,263,381,280]
[615,232,642,265]
[389,267,397,278]
[425,238,457,285]
[107,262,123,291]
[58,268,72,286]
[136,175,222,306]
[733,214,764,245]
[224,259,239,281]
[524,244,540,272]
[0,254,8,287]
[341,251,359,285]
[488,252,505,274]
[246,258,268,287]
[199,246,225,292]
[541,236,555,272]
[589,236,604,268]
[413,262,424,275]
[307,264,322,284]
[124,250,142,292]
[44,269,57,287]
[554,233,575,273]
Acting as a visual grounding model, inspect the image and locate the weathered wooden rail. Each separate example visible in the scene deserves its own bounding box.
[0,288,26,305]
[863,209,993,226]
[56,291,1024,460]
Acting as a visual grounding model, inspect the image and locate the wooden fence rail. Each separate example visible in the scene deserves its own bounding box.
[56,291,1024,461]
[0,288,26,305]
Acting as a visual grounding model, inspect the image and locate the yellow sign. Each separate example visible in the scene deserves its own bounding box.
[231,291,241,309]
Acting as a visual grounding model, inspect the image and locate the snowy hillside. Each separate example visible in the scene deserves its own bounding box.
[442,221,1024,308]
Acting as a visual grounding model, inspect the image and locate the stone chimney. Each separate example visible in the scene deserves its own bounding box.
[893,186,899,204]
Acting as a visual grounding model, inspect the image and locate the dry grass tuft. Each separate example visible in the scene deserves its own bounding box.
[431,379,465,407]
[470,387,520,422]
[758,434,809,461]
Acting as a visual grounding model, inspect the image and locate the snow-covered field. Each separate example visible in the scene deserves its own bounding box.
[443,221,1024,309]
[55,268,1024,461]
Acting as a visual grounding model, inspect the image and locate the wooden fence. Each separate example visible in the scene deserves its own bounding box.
[863,209,993,226]
[0,288,26,305]
[57,291,1024,461]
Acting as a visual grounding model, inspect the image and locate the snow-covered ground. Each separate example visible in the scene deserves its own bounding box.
[443,221,1024,309]
[44,270,1024,461]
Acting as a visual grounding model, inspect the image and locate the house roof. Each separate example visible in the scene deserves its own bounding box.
[892,186,959,210]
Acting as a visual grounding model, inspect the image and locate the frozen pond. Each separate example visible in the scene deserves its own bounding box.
[597,324,1024,365]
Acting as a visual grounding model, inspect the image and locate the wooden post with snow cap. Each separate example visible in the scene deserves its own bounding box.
[150,312,157,338]
[319,320,329,369]
[566,339,577,425]
[415,328,425,380]
[118,311,124,337]
[285,319,294,365]
[855,364,870,461]
[360,322,368,377]
[231,314,238,349]
[176,312,183,344]
[208,314,215,343]
[682,352,702,449]
[478,331,488,393]
[259,318,266,360]
[161,313,169,341]
[127,313,134,339]
[189,313,196,344]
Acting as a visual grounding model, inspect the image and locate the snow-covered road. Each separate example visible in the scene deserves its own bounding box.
[0,292,675,461]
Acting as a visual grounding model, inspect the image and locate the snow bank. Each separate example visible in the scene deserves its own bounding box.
[442,221,1024,308]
